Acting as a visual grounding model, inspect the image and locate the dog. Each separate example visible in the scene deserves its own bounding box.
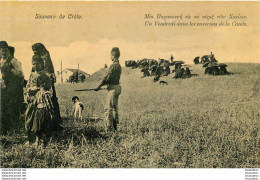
[159,80,168,85]
[72,96,84,121]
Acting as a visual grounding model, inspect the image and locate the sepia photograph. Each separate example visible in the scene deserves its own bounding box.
[0,1,259,178]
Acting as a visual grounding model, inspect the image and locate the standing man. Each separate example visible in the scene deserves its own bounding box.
[170,54,174,63]
[210,52,217,62]
[32,43,62,131]
[0,41,24,134]
[95,47,122,131]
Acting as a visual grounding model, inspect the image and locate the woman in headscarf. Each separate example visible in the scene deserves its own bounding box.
[25,55,55,146]
[32,43,62,131]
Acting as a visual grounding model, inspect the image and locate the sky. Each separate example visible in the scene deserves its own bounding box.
[0,1,259,79]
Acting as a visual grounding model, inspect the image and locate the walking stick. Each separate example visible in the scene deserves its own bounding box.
[74,88,106,92]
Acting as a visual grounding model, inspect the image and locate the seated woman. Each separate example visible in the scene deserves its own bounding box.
[25,55,55,146]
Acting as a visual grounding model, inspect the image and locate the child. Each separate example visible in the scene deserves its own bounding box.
[94,47,122,131]
[25,55,54,146]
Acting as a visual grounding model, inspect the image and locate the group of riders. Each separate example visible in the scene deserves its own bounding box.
[125,55,192,81]
[125,52,229,81]
[194,52,229,76]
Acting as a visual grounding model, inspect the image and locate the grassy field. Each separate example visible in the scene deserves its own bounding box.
[1,63,259,168]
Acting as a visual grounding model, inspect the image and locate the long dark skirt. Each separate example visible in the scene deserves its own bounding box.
[25,93,54,135]
[1,82,23,134]
[25,105,51,134]
[51,83,62,131]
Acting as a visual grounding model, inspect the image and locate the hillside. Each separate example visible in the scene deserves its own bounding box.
[1,63,259,168]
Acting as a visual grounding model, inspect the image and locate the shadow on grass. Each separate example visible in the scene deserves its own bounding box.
[61,116,71,121]
[172,73,199,79]
[191,73,198,77]
[1,116,109,148]
[203,72,236,76]
[52,117,109,145]
[61,116,103,123]
[223,72,235,75]
[86,117,103,123]
[228,72,236,75]
[0,134,27,148]
[0,115,28,148]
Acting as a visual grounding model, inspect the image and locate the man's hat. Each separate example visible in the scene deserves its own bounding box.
[9,46,15,56]
[111,47,120,58]
[111,47,120,53]
[0,41,9,49]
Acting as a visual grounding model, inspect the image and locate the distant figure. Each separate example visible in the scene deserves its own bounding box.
[201,55,210,64]
[138,59,149,68]
[159,58,164,67]
[205,66,219,76]
[184,67,191,78]
[153,66,163,82]
[72,96,84,121]
[205,67,212,75]
[141,67,150,78]
[174,67,184,79]
[94,47,122,132]
[161,65,170,76]
[175,63,182,71]
[210,52,217,62]
[194,57,200,64]
[219,66,228,75]
[170,55,174,63]
[148,59,158,68]
[211,66,220,76]
[125,60,138,69]
[131,61,138,69]
[150,65,158,76]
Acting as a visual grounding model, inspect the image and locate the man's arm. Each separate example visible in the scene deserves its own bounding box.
[10,58,24,78]
[95,74,108,90]
[94,65,114,91]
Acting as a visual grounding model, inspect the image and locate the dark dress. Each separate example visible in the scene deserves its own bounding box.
[42,51,62,131]
[25,71,55,135]
[1,57,24,134]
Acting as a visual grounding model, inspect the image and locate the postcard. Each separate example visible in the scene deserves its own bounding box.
[0,1,259,180]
